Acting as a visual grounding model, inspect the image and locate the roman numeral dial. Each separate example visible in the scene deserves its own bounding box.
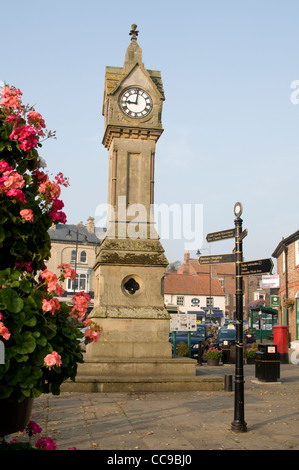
[119,87,153,118]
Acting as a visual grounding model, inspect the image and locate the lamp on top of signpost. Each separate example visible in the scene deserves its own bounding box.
[234,201,243,219]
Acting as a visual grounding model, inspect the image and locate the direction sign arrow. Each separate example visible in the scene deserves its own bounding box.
[199,253,236,265]
[239,228,248,241]
[240,258,274,276]
[206,228,236,243]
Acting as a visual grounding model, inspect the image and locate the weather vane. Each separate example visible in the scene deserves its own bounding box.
[129,24,139,40]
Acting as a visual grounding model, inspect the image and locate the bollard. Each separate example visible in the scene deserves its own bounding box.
[224,374,233,391]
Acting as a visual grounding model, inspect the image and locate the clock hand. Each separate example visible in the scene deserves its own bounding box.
[127,90,139,105]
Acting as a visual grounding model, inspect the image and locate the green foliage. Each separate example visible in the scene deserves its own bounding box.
[177,341,189,357]
[204,347,223,359]
[0,86,89,404]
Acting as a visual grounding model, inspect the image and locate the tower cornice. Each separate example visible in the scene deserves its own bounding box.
[102,124,163,149]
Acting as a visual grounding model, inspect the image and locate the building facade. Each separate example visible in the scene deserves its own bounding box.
[176,251,272,323]
[164,271,225,325]
[272,230,299,342]
[47,217,105,303]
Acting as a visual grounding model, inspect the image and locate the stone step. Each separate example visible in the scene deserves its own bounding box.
[61,375,224,393]
[76,356,197,377]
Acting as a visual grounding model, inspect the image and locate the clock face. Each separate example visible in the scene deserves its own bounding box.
[119,87,153,119]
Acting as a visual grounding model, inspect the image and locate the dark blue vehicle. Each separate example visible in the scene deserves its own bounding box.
[170,324,207,358]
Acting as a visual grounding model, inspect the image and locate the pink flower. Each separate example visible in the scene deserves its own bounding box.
[10,125,37,151]
[0,321,11,340]
[27,111,46,137]
[0,160,12,173]
[21,420,42,436]
[38,180,61,200]
[54,283,65,296]
[0,86,22,110]
[70,292,91,320]
[20,208,34,222]
[83,320,102,344]
[55,172,70,187]
[40,269,61,293]
[0,169,25,190]
[58,263,76,280]
[15,261,33,273]
[42,298,60,315]
[35,436,57,450]
[44,351,62,370]
[5,188,27,203]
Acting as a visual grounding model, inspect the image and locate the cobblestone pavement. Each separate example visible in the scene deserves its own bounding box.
[9,364,299,452]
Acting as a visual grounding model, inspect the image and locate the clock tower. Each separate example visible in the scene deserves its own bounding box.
[78,26,197,388]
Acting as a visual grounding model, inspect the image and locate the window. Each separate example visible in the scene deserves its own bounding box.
[206,297,214,307]
[177,296,184,306]
[71,250,76,263]
[67,273,87,292]
[80,251,87,263]
[219,278,225,289]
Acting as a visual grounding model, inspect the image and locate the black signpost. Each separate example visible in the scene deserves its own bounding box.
[203,203,274,432]
[231,202,247,433]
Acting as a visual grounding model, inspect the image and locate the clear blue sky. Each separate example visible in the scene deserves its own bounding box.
[2,0,299,270]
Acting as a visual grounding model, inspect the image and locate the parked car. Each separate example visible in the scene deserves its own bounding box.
[217,325,236,347]
[217,325,257,348]
[169,324,207,358]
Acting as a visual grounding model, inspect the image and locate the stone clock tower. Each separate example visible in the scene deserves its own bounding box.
[71,26,199,391]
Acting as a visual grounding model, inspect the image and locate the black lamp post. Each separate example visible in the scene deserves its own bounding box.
[231,202,247,433]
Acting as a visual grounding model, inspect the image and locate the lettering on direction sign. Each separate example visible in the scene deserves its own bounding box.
[240,258,274,276]
[199,253,236,265]
[206,228,236,243]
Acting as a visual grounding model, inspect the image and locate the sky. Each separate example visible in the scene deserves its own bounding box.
[1,0,299,271]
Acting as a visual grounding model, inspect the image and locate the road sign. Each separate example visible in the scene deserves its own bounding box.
[206,228,236,243]
[240,258,274,276]
[199,253,236,265]
[239,229,248,241]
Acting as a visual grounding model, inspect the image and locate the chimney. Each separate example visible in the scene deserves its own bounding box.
[184,250,190,263]
[182,250,190,274]
[86,217,95,233]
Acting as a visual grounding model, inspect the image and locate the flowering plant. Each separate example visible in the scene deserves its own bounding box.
[283,298,295,309]
[248,299,265,309]
[204,347,223,359]
[244,345,258,358]
[0,419,76,450]
[0,85,101,405]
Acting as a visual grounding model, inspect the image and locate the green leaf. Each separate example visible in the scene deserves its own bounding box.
[0,225,5,243]
[14,331,36,354]
[35,335,47,346]
[0,287,24,313]
[23,314,37,327]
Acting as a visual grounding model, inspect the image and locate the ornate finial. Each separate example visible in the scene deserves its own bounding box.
[129,24,139,41]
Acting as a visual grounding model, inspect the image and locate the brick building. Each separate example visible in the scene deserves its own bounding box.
[272,230,299,342]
